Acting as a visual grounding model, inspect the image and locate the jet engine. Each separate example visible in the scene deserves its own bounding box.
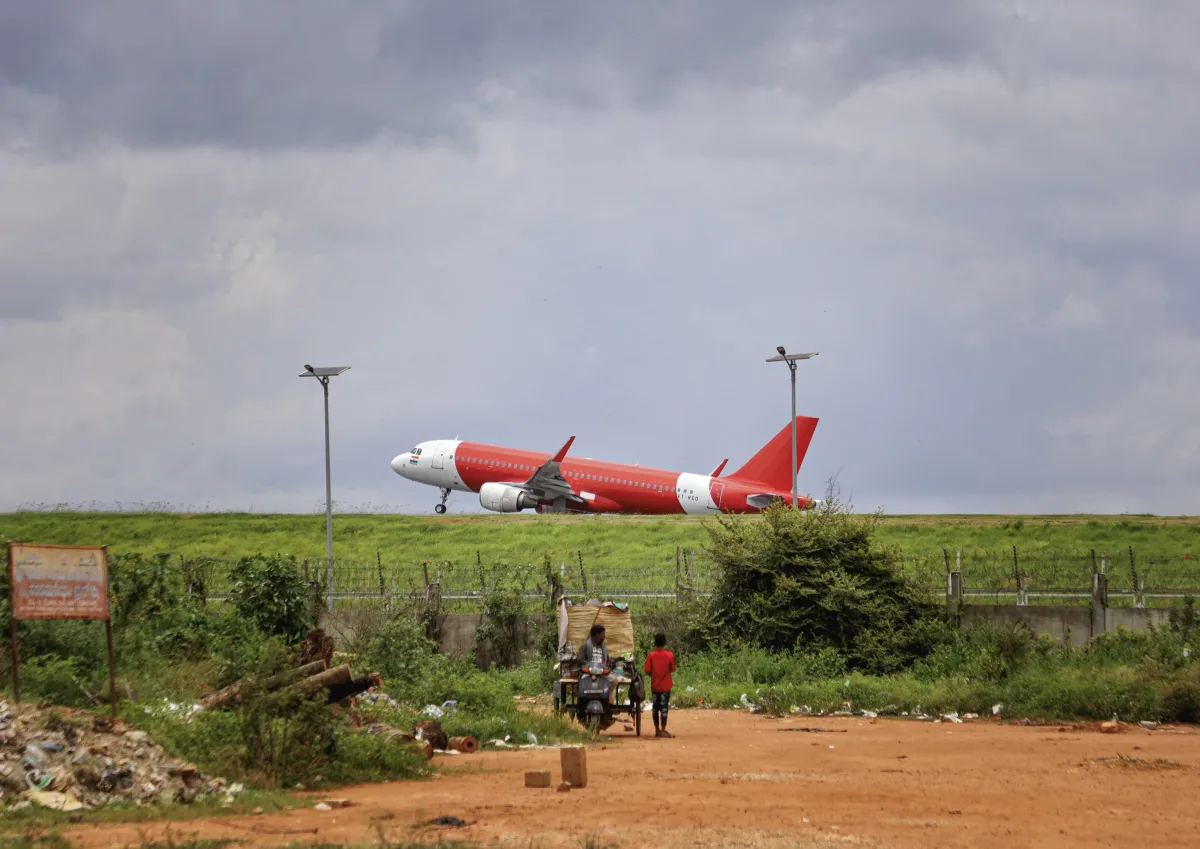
[479,482,539,513]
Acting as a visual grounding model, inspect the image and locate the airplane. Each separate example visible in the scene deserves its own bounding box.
[389,416,819,515]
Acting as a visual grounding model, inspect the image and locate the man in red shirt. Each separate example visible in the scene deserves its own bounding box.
[643,632,677,738]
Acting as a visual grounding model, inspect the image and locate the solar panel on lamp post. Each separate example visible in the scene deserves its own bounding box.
[300,364,350,612]
[764,347,818,508]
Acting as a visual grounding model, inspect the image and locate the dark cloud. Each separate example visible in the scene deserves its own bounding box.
[0,0,1013,151]
[1,2,1198,516]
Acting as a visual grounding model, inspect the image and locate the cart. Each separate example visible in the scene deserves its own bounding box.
[551,598,645,736]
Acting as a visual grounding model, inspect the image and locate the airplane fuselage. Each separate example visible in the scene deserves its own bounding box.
[391,436,814,515]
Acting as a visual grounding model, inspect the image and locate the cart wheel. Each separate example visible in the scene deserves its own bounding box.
[634,703,642,737]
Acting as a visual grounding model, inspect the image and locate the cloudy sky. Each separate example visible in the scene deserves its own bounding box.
[1,1,1197,515]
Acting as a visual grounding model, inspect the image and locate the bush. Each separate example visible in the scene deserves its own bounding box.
[705,490,942,671]
[237,675,335,788]
[361,615,452,698]
[229,555,312,643]
[1162,664,1200,723]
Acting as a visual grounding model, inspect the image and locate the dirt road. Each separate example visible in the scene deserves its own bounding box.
[60,710,1198,848]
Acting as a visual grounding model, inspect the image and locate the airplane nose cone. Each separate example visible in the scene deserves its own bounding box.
[391,455,408,476]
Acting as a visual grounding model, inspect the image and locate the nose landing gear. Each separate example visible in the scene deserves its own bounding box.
[434,488,450,514]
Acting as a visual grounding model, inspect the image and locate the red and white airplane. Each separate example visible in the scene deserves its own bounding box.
[390,416,819,515]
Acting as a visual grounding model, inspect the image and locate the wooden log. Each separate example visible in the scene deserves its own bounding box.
[414,720,448,751]
[199,660,329,709]
[273,664,354,702]
[447,736,478,754]
[560,747,587,788]
[364,723,434,760]
[325,671,381,704]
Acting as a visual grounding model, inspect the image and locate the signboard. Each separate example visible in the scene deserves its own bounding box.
[8,543,110,620]
[7,542,117,715]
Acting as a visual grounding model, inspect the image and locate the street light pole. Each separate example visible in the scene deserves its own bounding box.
[300,365,350,612]
[765,347,818,508]
[322,376,332,566]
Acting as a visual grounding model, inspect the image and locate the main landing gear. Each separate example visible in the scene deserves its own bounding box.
[434,488,450,514]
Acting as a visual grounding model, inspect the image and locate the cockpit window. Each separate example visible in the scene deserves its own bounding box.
[410,447,422,455]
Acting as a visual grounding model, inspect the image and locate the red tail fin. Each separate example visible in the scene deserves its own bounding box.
[724,416,819,491]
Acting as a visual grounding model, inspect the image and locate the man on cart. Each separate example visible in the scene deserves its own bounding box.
[575,623,613,723]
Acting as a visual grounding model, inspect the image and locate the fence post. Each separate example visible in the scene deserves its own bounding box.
[377,551,385,597]
[1013,546,1026,606]
[946,569,963,624]
[1091,571,1108,639]
[1135,572,1146,610]
[1128,546,1141,608]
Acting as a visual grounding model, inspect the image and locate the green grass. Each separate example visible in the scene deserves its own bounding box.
[3,511,1200,565]
[0,788,297,832]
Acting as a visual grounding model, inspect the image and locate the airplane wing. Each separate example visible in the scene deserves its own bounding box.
[710,458,729,478]
[515,436,587,504]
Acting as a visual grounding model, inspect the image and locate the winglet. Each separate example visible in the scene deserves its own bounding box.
[710,458,729,478]
[552,436,575,463]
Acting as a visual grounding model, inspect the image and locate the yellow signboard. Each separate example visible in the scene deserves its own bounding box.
[7,543,110,621]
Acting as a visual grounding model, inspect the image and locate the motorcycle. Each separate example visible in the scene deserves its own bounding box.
[576,657,615,732]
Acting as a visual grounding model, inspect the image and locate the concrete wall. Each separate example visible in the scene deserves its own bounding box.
[323,603,1184,668]
[1104,607,1173,634]
[438,613,539,667]
[960,604,1176,646]
[438,613,482,660]
[961,605,1094,647]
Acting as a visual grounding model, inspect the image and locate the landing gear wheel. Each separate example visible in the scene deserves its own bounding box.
[434,488,450,514]
[434,504,446,514]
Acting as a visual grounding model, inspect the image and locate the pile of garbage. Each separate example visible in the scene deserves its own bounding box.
[0,700,238,812]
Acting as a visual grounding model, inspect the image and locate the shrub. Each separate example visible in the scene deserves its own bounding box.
[705,489,942,670]
[236,675,335,788]
[229,555,311,643]
[1163,664,1200,723]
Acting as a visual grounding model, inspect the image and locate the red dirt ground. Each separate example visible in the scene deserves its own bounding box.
[58,710,1199,848]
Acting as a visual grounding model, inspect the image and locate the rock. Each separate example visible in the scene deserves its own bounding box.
[525,771,552,788]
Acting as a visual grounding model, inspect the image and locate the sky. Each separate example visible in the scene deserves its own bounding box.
[1,1,1198,516]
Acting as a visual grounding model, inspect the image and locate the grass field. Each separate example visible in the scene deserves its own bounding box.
[3,511,1200,567]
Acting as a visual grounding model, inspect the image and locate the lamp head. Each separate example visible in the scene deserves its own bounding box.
[776,345,786,356]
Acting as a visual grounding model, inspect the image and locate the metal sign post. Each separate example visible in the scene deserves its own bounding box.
[7,542,117,717]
